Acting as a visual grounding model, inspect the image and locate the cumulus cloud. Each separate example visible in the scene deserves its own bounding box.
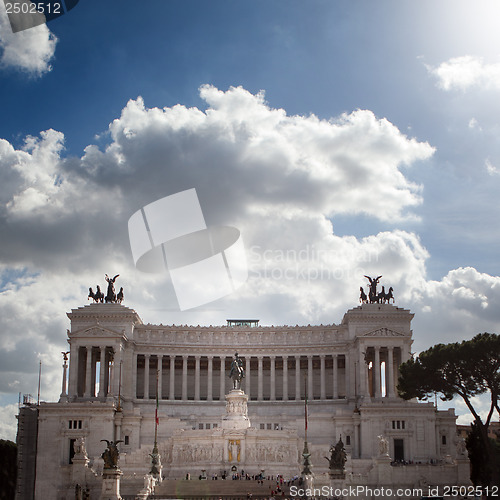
[0,5,57,76]
[0,84,498,439]
[427,55,500,92]
[485,158,500,175]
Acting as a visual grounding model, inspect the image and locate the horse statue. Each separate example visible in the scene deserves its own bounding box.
[359,287,368,304]
[229,352,245,390]
[385,286,395,303]
[116,287,124,304]
[88,285,104,303]
[377,286,386,304]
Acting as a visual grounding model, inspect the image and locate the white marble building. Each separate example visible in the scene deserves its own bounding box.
[26,300,470,499]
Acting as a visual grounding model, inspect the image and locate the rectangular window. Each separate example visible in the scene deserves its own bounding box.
[392,421,395,429]
[397,421,401,429]
[260,424,265,430]
[198,423,204,429]
[69,438,76,464]
[124,435,129,445]
[266,423,272,430]
[78,420,82,429]
[442,435,447,445]
[401,421,405,430]
[346,435,351,446]
[206,423,211,429]
[212,423,218,429]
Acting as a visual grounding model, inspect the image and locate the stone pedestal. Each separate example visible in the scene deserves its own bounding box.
[374,455,392,484]
[101,469,123,500]
[221,389,250,430]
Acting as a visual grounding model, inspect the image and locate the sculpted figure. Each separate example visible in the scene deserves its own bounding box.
[364,275,382,303]
[101,439,123,469]
[378,435,389,456]
[325,438,347,470]
[105,274,119,303]
[229,352,245,390]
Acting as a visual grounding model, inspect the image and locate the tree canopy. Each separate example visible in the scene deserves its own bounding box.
[397,332,500,487]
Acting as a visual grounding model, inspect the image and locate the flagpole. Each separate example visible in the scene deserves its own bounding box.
[150,368,162,480]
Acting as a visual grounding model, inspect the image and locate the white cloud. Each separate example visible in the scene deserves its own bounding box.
[485,158,500,175]
[0,85,498,439]
[0,5,57,76]
[427,55,500,92]
[0,404,19,441]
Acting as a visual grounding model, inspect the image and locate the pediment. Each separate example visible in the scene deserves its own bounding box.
[70,325,124,338]
[361,327,405,337]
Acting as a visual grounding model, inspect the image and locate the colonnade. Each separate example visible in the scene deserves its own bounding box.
[134,353,348,402]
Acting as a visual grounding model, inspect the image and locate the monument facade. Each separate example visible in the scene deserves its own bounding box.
[18,283,471,498]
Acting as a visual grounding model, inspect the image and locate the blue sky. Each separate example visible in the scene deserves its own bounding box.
[1,0,500,439]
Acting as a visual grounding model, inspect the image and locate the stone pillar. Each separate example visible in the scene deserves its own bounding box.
[387,347,395,398]
[245,356,251,397]
[84,346,93,398]
[320,355,326,400]
[207,356,213,401]
[344,352,350,398]
[257,356,263,401]
[60,353,68,400]
[158,355,163,400]
[132,353,138,399]
[307,356,313,399]
[282,356,288,401]
[359,349,367,397]
[101,469,123,500]
[270,356,276,401]
[195,356,201,401]
[333,354,338,399]
[220,356,225,400]
[295,356,301,401]
[99,347,107,397]
[374,346,381,398]
[111,347,120,396]
[169,355,175,400]
[182,356,188,400]
[144,354,150,400]
[68,344,79,398]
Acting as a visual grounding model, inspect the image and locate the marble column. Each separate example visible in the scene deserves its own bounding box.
[257,356,263,401]
[169,355,175,400]
[374,346,381,398]
[194,356,201,401]
[158,355,163,400]
[344,352,350,398]
[333,354,338,399]
[219,356,225,400]
[207,356,213,401]
[60,353,68,399]
[295,356,301,401]
[144,354,150,400]
[84,346,93,398]
[99,347,107,397]
[68,344,79,398]
[182,356,188,400]
[307,356,313,399]
[359,349,367,397]
[270,356,276,401]
[282,356,288,401]
[387,347,395,398]
[245,356,251,397]
[132,353,138,399]
[320,355,326,400]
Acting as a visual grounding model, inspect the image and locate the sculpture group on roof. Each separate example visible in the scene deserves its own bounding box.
[88,274,124,304]
[360,275,394,304]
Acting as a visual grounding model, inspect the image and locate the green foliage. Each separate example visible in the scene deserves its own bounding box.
[397,333,500,487]
[0,439,17,500]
